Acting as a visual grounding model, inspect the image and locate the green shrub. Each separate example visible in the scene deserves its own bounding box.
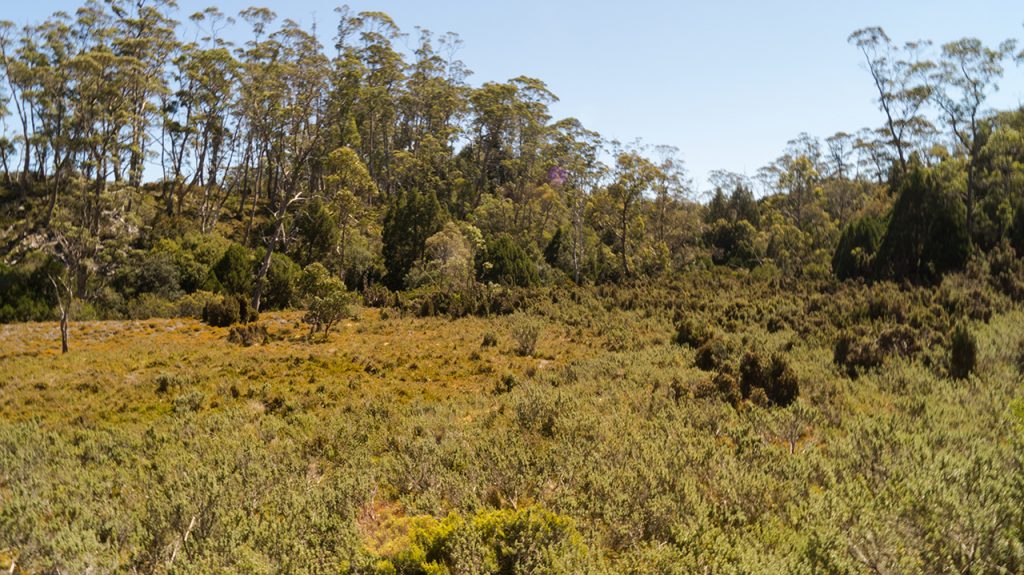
[673,317,710,348]
[376,507,592,575]
[261,252,300,310]
[509,313,541,357]
[300,263,353,337]
[213,243,255,295]
[949,322,977,380]
[478,235,538,287]
[203,295,241,327]
[694,338,730,371]
[228,324,270,347]
[832,214,884,280]
[875,162,969,282]
[740,351,799,406]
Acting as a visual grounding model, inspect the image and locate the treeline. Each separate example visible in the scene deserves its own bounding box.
[1,4,1024,326]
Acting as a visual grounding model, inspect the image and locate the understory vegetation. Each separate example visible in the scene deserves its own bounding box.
[2,273,1024,574]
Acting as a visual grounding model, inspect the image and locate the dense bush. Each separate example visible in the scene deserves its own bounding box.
[228,323,270,346]
[202,295,242,327]
[832,214,884,280]
[300,263,353,337]
[478,235,538,288]
[374,507,593,575]
[694,337,730,371]
[739,351,799,406]
[212,243,255,295]
[673,317,711,348]
[948,322,977,380]
[509,313,541,357]
[875,163,969,283]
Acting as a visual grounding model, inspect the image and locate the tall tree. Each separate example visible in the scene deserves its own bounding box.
[929,37,1016,246]
[849,27,933,176]
[607,151,659,278]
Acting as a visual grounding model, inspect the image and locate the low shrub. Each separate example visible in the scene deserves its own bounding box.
[510,314,542,357]
[949,322,977,380]
[673,317,710,348]
[203,295,241,327]
[228,324,270,347]
[739,351,799,407]
[694,338,730,372]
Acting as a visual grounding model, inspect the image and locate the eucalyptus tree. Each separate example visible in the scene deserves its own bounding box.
[549,117,605,282]
[248,17,331,312]
[0,20,35,183]
[106,0,178,193]
[352,11,406,194]
[929,37,1017,245]
[161,8,240,227]
[607,150,659,277]
[849,27,933,176]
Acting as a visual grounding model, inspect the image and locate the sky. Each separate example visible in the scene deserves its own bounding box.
[6,0,1024,191]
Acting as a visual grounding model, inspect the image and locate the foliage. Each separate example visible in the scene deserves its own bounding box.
[832,214,885,280]
[300,263,353,337]
[948,322,978,380]
[478,235,538,288]
[875,163,969,282]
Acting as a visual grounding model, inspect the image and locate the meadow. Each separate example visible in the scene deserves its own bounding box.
[3,272,1023,574]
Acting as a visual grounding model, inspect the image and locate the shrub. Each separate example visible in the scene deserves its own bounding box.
[362,284,394,308]
[481,332,498,348]
[300,264,353,337]
[203,295,241,327]
[262,252,300,310]
[740,351,799,406]
[694,338,730,372]
[949,322,977,380]
[213,243,255,295]
[478,234,538,287]
[176,290,219,319]
[172,390,204,413]
[155,372,195,394]
[714,371,742,407]
[765,354,800,407]
[228,324,270,347]
[875,162,968,282]
[832,214,884,280]
[510,314,541,357]
[673,317,710,348]
[494,373,518,395]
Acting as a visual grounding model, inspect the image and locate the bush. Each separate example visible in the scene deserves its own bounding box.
[228,324,270,347]
[213,243,255,295]
[509,314,542,357]
[832,214,884,280]
[694,338,730,372]
[875,162,968,282]
[362,284,394,308]
[478,235,538,287]
[300,264,353,337]
[481,332,498,348]
[949,322,977,380]
[673,317,710,348]
[203,295,240,327]
[739,351,799,407]
[714,371,742,407]
[375,507,592,575]
[261,252,300,310]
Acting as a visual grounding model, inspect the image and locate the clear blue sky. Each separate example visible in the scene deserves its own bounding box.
[7,1,1024,191]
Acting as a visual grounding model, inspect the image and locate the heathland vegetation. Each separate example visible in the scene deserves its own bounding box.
[2,2,1024,573]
